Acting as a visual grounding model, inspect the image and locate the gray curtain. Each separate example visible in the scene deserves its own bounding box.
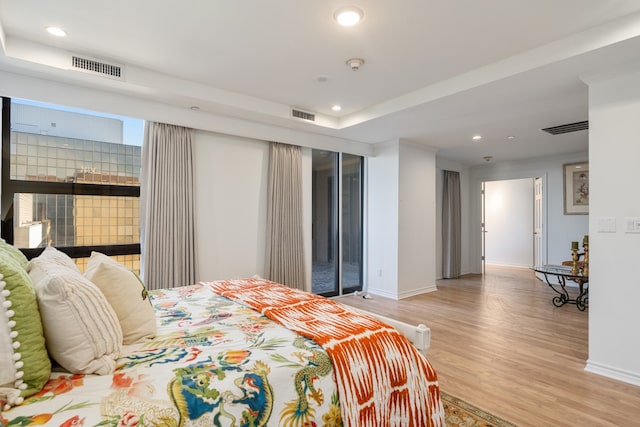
[442,170,461,278]
[141,122,196,290]
[265,142,305,289]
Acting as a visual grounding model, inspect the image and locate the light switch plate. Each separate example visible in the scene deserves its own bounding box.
[624,217,640,233]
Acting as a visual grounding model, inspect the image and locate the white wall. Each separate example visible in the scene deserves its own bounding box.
[366,141,400,297]
[484,178,534,268]
[467,153,588,273]
[584,63,640,386]
[367,140,437,299]
[398,142,438,297]
[193,131,269,281]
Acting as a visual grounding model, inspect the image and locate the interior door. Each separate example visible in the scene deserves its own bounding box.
[534,177,545,280]
[534,177,543,266]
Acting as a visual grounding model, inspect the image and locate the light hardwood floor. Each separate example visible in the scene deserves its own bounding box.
[339,265,640,427]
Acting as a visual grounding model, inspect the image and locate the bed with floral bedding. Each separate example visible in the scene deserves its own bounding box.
[1,245,444,427]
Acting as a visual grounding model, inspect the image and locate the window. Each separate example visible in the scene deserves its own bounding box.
[311,150,364,296]
[1,97,143,271]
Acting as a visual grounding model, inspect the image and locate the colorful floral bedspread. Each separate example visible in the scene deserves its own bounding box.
[208,278,444,427]
[2,283,341,426]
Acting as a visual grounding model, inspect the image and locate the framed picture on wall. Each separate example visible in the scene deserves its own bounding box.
[563,162,589,215]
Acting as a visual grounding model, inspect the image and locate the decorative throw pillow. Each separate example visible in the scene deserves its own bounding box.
[84,252,156,345]
[27,258,122,375]
[28,246,80,278]
[0,238,28,269]
[27,246,81,291]
[0,280,22,411]
[0,257,51,410]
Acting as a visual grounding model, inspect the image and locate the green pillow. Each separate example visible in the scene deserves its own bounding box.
[0,239,28,269]
[0,254,51,408]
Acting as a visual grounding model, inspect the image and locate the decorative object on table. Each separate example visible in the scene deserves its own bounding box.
[582,235,589,276]
[570,241,579,275]
[563,162,589,215]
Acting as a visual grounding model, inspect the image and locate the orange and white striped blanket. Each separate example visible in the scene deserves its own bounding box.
[206,278,445,427]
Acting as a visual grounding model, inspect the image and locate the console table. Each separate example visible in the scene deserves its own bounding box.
[532,265,589,311]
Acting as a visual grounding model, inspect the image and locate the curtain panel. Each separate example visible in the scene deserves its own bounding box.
[265,142,306,290]
[442,170,461,279]
[141,122,197,290]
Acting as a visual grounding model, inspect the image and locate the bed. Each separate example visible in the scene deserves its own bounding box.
[1,246,444,426]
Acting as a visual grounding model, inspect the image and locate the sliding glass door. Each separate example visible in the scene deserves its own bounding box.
[341,153,363,294]
[311,150,363,296]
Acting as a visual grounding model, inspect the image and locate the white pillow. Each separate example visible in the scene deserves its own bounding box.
[31,246,80,271]
[84,252,156,345]
[27,261,122,375]
[27,246,80,287]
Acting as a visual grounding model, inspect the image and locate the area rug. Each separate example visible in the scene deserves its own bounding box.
[442,391,518,427]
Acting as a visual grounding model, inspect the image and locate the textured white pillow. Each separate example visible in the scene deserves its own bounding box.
[27,261,122,375]
[84,252,156,345]
[31,246,80,271]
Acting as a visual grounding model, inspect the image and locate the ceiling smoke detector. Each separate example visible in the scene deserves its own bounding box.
[346,58,364,71]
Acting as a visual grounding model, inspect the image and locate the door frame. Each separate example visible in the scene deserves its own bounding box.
[480,175,547,272]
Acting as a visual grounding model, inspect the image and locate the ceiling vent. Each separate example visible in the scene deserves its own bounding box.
[291,108,316,122]
[71,55,123,80]
[541,120,588,135]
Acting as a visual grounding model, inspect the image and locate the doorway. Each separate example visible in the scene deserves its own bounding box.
[481,177,544,270]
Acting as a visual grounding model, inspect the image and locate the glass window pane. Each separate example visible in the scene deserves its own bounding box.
[342,154,363,292]
[9,100,142,186]
[75,254,140,274]
[312,150,338,295]
[12,193,139,249]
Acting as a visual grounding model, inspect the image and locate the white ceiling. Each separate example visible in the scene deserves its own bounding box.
[1,0,640,165]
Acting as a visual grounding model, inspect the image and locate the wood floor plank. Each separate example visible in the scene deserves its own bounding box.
[339,265,640,427]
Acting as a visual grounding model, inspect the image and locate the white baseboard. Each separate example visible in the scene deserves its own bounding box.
[585,359,640,386]
[366,284,438,300]
[485,262,532,269]
[364,287,398,299]
[397,285,438,299]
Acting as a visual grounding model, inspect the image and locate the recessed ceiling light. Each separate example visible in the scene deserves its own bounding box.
[472,135,482,141]
[46,26,67,37]
[334,6,364,26]
[190,106,200,111]
[332,105,342,111]
[507,135,515,140]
